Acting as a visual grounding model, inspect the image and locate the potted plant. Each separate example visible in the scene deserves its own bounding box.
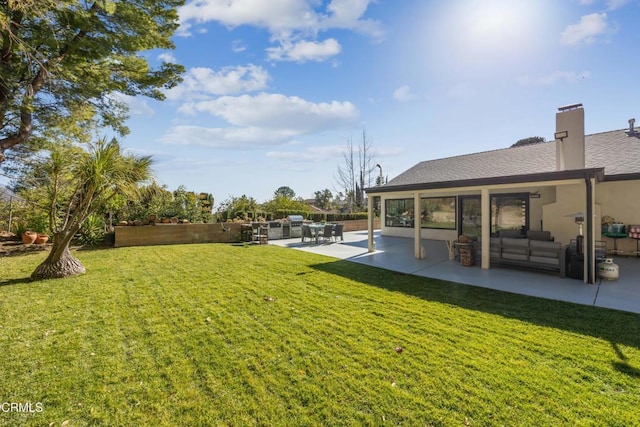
[601,215,615,233]
[22,230,38,244]
[35,233,49,244]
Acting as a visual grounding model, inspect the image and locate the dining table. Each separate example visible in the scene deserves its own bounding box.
[308,223,328,244]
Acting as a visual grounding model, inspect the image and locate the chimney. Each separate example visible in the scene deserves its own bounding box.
[628,118,636,135]
[555,103,585,171]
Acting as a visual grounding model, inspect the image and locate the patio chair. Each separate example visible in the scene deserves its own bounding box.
[332,224,344,242]
[321,224,335,242]
[251,224,268,244]
[301,224,313,243]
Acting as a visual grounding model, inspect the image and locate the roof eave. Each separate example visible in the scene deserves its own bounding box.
[601,172,640,182]
[365,168,605,194]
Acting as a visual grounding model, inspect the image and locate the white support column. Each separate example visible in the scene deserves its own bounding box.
[414,192,424,259]
[481,188,490,269]
[367,194,375,252]
[585,177,596,284]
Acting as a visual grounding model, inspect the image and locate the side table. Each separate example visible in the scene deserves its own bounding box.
[602,232,628,255]
[628,225,640,257]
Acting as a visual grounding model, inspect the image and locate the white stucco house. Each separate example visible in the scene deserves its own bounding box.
[365,104,640,284]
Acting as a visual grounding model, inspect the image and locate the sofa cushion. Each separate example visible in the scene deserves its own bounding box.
[500,229,524,238]
[527,230,553,241]
[529,240,561,258]
[502,252,529,261]
[529,255,560,266]
[501,237,529,254]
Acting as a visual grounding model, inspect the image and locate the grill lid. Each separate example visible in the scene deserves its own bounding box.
[287,215,304,222]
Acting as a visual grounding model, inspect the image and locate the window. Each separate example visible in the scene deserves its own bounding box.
[385,199,414,227]
[420,197,456,229]
[491,194,529,236]
[459,196,481,237]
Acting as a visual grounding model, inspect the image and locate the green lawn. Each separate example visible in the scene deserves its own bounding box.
[1,244,639,426]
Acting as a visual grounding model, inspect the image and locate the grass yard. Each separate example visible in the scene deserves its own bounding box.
[1,243,639,426]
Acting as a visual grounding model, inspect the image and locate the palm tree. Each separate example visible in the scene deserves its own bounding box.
[31,138,152,280]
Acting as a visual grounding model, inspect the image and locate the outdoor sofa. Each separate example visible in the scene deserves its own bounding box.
[475,236,566,276]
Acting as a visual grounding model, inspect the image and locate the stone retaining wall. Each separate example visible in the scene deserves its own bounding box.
[114,219,380,248]
[114,223,243,247]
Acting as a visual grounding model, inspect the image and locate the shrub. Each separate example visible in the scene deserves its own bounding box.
[75,213,106,246]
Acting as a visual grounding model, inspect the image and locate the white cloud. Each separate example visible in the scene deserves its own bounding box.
[160,125,297,148]
[179,92,358,133]
[560,13,608,45]
[517,70,591,86]
[163,93,359,149]
[109,93,154,116]
[231,39,247,52]
[266,38,342,62]
[178,0,317,35]
[321,0,386,40]
[158,52,177,63]
[177,0,383,61]
[266,145,346,162]
[165,64,270,100]
[607,0,631,10]
[393,85,418,102]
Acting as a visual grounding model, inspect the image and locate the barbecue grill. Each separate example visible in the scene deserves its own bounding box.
[267,221,283,240]
[286,215,304,238]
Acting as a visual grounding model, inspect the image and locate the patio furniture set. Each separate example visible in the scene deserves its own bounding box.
[302,223,344,244]
[245,222,345,245]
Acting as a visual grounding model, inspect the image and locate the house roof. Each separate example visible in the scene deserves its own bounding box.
[0,185,16,202]
[368,129,640,193]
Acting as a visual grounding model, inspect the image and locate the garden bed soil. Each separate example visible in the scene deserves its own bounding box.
[0,233,50,257]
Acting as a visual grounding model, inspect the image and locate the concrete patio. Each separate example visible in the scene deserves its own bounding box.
[271,230,640,314]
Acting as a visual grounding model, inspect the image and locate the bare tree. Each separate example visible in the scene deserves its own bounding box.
[357,128,377,209]
[335,128,377,212]
[335,136,356,212]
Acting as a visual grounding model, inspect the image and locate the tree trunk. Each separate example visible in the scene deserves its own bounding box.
[31,233,85,280]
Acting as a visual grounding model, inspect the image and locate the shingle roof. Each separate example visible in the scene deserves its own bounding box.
[0,185,16,202]
[380,129,640,189]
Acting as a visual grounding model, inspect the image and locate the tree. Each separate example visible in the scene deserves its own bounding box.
[335,128,377,212]
[314,189,333,211]
[29,138,152,279]
[335,136,356,212]
[274,186,296,199]
[0,0,185,164]
[511,136,547,148]
[216,194,260,221]
[112,183,214,223]
[262,195,310,217]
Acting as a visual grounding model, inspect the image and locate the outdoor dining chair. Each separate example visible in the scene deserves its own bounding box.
[301,224,313,243]
[321,224,335,243]
[332,223,344,242]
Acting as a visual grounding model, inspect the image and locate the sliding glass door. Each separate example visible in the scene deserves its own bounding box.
[459,193,530,238]
[459,196,481,238]
[491,194,529,235]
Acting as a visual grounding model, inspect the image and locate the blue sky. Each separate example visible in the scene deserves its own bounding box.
[117,0,639,204]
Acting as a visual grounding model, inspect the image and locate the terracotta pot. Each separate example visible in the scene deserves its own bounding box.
[35,234,49,244]
[22,231,38,244]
